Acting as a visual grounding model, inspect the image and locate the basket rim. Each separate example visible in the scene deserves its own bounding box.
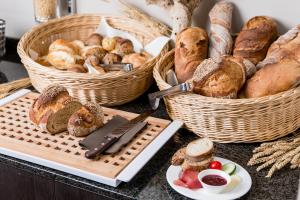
[154,49,300,105]
[17,14,167,80]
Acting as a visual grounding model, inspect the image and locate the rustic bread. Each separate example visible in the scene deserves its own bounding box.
[47,51,76,70]
[29,84,82,134]
[246,25,300,98]
[49,39,78,55]
[175,27,208,83]
[102,37,117,51]
[208,1,233,58]
[185,138,213,161]
[233,16,278,65]
[68,102,104,137]
[192,56,247,98]
[171,147,186,166]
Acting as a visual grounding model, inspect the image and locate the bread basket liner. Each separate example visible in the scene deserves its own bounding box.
[153,49,300,143]
[18,14,171,105]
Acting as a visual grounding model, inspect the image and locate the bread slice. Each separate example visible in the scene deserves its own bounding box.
[185,138,214,162]
[171,147,186,166]
[181,157,213,172]
[42,99,82,134]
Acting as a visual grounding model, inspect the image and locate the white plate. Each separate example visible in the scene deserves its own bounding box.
[166,157,252,200]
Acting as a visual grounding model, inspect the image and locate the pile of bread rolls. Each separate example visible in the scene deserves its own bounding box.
[174,1,300,98]
[29,84,104,137]
[35,33,151,74]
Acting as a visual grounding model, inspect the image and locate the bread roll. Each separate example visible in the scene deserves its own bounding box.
[49,39,77,55]
[47,51,76,70]
[171,147,186,166]
[102,37,117,51]
[245,25,300,98]
[68,102,104,137]
[122,53,148,68]
[36,56,52,67]
[192,56,248,98]
[102,53,122,64]
[175,27,208,83]
[81,45,107,60]
[70,40,85,54]
[67,64,87,73]
[114,37,134,56]
[208,1,233,58]
[233,16,278,65]
[29,84,82,134]
[85,33,103,46]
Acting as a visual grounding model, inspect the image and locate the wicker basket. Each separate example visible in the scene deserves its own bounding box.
[153,49,300,143]
[18,14,169,106]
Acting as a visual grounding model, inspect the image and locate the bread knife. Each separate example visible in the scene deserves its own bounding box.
[85,110,153,159]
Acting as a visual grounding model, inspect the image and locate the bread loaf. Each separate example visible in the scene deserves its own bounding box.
[113,37,134,56]
[192,56,249,98]
[68,102,104,137]
[29,84,82,134]
[67,64,87,73]
[233,16,278,65]
[245,25,300,98]
[175,27,208,83]
[49,39,78,55]
[208,1,233,58]
[81,45,107,60]
[103,53,122,65]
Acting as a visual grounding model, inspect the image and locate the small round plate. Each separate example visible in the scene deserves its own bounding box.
[166,157,252,200]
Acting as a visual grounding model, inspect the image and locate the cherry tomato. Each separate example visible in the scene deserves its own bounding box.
[209,161,222,170]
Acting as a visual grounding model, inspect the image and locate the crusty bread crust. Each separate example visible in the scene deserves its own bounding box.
[171,147,186,166]
[68,102,104,137]
[181,157,213,172]
[175,27,208,83]
[233,16,278,65]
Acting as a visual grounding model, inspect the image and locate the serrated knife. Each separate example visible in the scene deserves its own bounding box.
[85,110,153,159]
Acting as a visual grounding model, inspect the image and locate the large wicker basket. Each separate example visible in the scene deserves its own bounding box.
[153,49,300,143]
[18,14,169,106]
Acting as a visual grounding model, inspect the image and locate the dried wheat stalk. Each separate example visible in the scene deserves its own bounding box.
[248,133,300,177]
[0,78,31,99]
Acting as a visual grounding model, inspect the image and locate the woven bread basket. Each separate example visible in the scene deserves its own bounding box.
[17,14,169,106]
[153,49,300,143]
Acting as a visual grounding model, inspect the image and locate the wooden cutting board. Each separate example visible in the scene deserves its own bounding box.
[0,91,173,181]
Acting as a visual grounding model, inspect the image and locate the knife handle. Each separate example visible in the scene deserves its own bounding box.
[85,136,118,159]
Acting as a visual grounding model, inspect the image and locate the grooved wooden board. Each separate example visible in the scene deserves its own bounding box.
[0,92,170,179]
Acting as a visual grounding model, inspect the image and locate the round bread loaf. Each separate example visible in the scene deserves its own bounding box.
[122,53,148,68]
[85,33,103,46]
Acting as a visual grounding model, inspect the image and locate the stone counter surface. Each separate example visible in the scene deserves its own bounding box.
[0,39,299,200]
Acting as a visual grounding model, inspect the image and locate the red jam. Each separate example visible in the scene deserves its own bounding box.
[202,175,227,186]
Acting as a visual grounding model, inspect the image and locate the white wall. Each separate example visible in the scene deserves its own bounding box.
[0,0,299,38]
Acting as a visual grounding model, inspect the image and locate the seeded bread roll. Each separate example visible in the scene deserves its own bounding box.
[29,84,82,134]
[233,16,278,65]
[68,102,104,137]
[85,33,103,46]
[171,147,186,165]
[175,27,208,83]
[192,56,249,98]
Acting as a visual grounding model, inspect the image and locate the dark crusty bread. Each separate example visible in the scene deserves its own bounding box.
[233,16,278,65]
[171,147,186,166]
[192,56,247,98]
[246,25,300,98]
[175,27,208,83]
[68,102,104,137]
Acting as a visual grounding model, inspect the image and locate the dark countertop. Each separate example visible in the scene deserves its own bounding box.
[0,39,299,200]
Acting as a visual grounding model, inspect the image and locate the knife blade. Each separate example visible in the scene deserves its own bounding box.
[85,110,153,159]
